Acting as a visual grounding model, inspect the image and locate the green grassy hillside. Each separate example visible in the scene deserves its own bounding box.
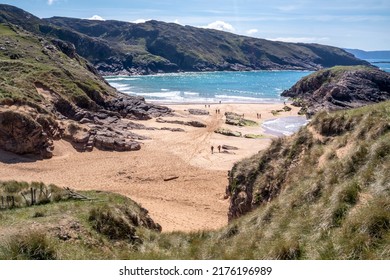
[0,23,115,110]
[45,17,370,75]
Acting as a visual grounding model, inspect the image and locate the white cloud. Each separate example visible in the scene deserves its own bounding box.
[174,19,181,25]
[267,37,330,43]
[88,15,105,21]
[47,0,56,5]
[202,21,235,33]
[132,19,150,24]
[246,29,258,35]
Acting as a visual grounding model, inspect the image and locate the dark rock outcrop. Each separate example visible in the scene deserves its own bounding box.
[160,127,185,132]
[225,112,258,127]
[105,94,173,120]
[51,39,77,59]
[156,118,206,128]
[282,66,390,116]
[215,128,242,137]
[188,109,209,115]
[222,145,239,150]
[0,110,54,158]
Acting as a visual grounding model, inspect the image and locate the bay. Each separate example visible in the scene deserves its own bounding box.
[105,71,312,104]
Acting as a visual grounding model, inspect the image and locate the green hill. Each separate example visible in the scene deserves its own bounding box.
[0,4,370,75]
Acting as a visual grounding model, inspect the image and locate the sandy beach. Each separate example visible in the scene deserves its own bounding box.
[0,103,300,232]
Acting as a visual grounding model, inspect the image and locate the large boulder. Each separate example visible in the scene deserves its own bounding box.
[0,110,53,158]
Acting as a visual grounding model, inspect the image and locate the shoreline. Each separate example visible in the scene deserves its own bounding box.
[104,68,314,78]
[0,102,302,232]
[148,100,288,106]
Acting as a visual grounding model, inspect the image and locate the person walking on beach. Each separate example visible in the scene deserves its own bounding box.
[218,145,221,153]
[211,145,214,154]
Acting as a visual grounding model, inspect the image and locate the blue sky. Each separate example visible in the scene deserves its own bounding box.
[3,0,390,50]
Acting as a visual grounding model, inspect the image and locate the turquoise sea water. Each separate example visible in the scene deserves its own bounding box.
[366,59,390,73]
[105,71,312,104]
[104,61,388,135]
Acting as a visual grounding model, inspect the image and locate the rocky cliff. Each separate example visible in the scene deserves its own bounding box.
[282,66,390,116]
[0,4,369,76]
[0,22,171,158]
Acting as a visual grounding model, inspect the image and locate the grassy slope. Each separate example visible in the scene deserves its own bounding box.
[0,181,161,260]
[1,102,389,259]
[285,65,381,92]
[223,101,390,259]
[0,23,116,110]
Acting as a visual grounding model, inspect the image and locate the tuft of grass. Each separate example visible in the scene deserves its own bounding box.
[0,232,57,260]
[88,206,136,241]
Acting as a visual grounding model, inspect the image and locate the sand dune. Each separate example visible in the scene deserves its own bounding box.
[0,103,300,232]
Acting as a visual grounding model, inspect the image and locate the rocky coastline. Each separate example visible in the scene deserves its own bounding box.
[282,66,390,116]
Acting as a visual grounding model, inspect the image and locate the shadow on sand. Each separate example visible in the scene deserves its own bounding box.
[0,149,42,164]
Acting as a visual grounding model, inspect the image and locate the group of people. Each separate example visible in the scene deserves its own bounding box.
[256,113,262,119]
[211,145,222,154]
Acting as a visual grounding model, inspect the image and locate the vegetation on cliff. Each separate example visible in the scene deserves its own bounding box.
[225,101,390,259]
[0,22,171,158]
[282,66,390,116]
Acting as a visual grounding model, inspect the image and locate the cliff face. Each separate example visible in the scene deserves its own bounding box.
[1,4,370,76]
[282,66,390,116]
[0,22,171,158]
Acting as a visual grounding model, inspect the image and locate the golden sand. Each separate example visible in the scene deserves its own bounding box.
[0,103,299,232]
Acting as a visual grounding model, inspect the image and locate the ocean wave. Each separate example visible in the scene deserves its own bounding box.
[109,82,133,91]
[105,76,140,81]
[262,117,309,136]
[215,94,277,102]
[183,91,200,96]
